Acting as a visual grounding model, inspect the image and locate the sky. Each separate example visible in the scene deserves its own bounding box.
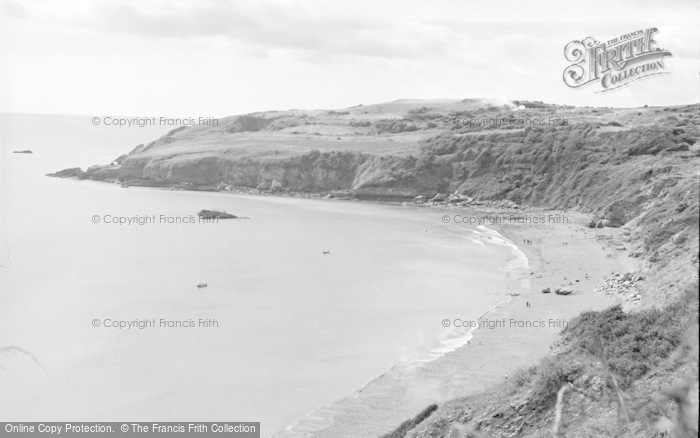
[1,0,699,117]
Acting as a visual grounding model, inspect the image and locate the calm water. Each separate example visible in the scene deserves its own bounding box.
[0,114,526,436]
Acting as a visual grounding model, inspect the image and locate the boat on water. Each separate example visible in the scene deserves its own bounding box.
[196,283,208,288]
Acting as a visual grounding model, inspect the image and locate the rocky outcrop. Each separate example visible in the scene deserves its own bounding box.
[197,210,238,219]
[554,286,574,295]
[594,272,644,302]
[46,167,85,178]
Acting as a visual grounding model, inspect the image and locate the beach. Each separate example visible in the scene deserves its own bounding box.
[280,209,637,438]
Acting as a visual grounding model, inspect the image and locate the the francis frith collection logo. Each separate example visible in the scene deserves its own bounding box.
[563,27,672,92]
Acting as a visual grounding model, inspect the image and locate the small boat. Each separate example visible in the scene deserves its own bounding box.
[322,250,330,255]
[196,283,208,288]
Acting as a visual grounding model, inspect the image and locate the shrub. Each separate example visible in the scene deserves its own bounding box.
[562,303,689,386]
[530,357,582,406]
[380,404,438,438]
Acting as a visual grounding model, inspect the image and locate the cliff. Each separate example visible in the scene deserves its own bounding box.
[49,100,699,221]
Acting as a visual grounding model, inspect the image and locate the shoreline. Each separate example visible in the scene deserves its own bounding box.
[274,207,635,438]
[273,226,525,438]
[266,213,530,437]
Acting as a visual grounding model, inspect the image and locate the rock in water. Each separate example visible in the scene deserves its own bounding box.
[46,167,86,178]
[197,210,238,219]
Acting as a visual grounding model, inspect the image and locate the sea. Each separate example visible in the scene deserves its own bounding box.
[0,113,529,436]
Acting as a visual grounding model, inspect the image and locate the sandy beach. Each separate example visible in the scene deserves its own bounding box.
[278,209,639,438]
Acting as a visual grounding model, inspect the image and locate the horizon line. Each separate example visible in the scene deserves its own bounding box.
[2,98,698,119]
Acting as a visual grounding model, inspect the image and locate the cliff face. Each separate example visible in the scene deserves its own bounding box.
[419,123,698,226]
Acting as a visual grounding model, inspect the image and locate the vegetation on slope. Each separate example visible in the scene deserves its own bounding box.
[385,283,698,438]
